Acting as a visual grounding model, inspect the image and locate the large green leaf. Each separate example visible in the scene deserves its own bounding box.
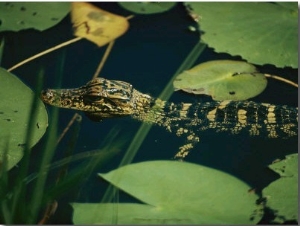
[173,60,267,101]
[186,2,298,68]
[0,68,48,170]
[262,154,298,223]
[73,203,212,225]
[72,161,263,224]
[0,2,70,32]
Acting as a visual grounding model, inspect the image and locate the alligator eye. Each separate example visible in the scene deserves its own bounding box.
[83,95,103,103]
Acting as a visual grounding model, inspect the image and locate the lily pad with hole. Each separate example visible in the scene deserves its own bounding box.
[118,2,177,14]
[72,160,263,224]
[262,154,298,223]
[173,60,267,101]
[71,2,129,47]
[0,68,48,170]
[185,2,298,68]
[0,2,70,32]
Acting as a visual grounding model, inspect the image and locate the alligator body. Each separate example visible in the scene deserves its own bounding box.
[41,78,298,158]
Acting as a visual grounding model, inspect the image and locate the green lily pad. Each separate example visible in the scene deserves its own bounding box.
[185,2,298,68]
[0,68,48,170]
[275,2,298,11]
[118,2,176,14]
[268,153,298,177]
[72,160,263,224]
[173,60,267,101]
[0,2,70,32]
[262,154,298,223]
[73,203,211,225]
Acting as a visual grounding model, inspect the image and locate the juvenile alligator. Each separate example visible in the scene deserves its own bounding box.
[41,77,298,158]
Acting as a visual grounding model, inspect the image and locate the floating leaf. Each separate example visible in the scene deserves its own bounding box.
[73,203,207,225]
[262,154,298,223]
[71,2,129,47]
[275,2,298,10]
[72,161,262,224]
[268,153,298,177]
[0,2,70,32]
[0,68,48,170]
[185,2,298,68]
[173,60,267,101]
[118,2,176,14]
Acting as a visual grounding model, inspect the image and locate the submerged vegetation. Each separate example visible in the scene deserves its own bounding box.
[0,2,298,224]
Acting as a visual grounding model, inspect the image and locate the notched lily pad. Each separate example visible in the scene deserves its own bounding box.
[118,2,176,14]
[71,2,129,47]
[268,153,298,177]
[174,60,267,101]
[0,2,70,32]
[185,2,298,68]
[71,161,263,224]
[0,68,48,170]
[263,154,298,223]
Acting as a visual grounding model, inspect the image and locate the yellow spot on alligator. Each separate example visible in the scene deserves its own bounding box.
[218,100,231,109]
[154,99,166,108]
[267,112,275,118]
[179,104,192,118]
[237,109,247,124]
[261,103,271,107]
[179,110,187,118]
[267,112,276,123]
[176,128,184,136]
[268,105,276,112]
[207,108,217,121]
[175,143,194,158]
[182,103,192,111]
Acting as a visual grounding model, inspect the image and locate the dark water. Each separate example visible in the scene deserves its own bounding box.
[2,2,297,223]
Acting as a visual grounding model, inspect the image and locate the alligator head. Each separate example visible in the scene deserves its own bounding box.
[41,77,136,121]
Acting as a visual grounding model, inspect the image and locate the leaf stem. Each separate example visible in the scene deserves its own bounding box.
[92,40,115,79]
[7,37,82,72]
[264,74,298,88]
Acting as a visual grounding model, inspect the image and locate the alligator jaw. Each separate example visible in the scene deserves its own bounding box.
[40,87,88,111]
